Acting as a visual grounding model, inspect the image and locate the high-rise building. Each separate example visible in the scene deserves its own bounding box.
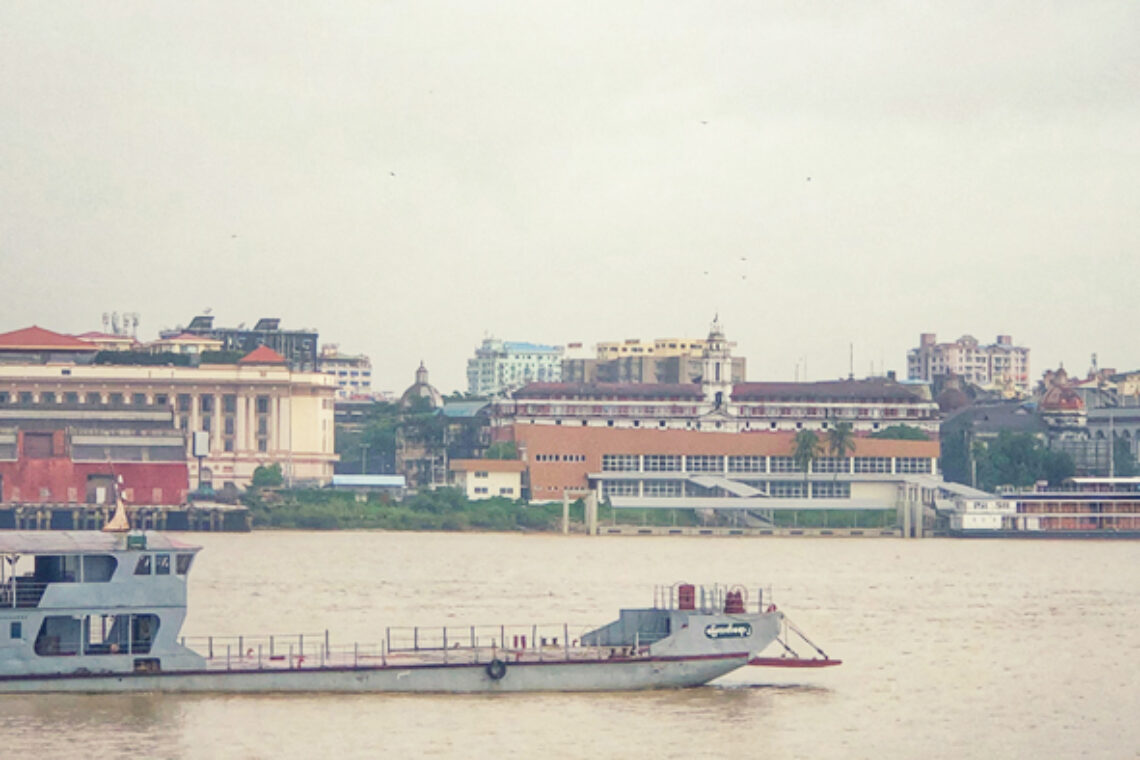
[466,339,563,397]
[907,333,1030,392]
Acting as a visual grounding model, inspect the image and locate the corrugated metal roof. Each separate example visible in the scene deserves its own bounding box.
[0,531,200,554]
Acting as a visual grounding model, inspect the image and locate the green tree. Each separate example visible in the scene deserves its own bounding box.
[971,432,1074,491]
[870,424,930,440]
[1113,435,1138,477]
[484,441,519,460]
[791,429,823,492]
[250,462,284,488]
[825,422,856,471]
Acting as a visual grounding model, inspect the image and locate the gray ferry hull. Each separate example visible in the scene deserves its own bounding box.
[0,654,750,694]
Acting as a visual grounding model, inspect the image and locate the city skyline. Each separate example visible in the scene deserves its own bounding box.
[2,3,1137,394]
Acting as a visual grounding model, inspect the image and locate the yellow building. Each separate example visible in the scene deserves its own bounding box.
[0,344,336,490]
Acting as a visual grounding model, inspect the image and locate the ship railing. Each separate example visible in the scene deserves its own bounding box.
[0,578,50,609]
[652,583,772,615]
[185,624,653,671]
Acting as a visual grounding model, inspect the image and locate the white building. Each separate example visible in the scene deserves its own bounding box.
[319,344,373,399]
[467,339,563,397]
[448,459,525,500]
[907,333,1030,393]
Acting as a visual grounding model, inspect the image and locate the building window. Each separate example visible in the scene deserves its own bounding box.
[155,394,168,406]
[132,393,147,405]
[41,392,56,404]
[224,416,235,436]
[602,481,638,498]
[177,394,191,412]
[602,454,639,472]
[685,455,724,473]
[812,457,848,474]
[223,395,237,414]
[812,481,851,498]
[224,439,235,453]
[643,480,682,497]
[769,481,805,498]
[475,471,489,478]
[854,457,890,473]
[728,455,765,473]
[256,396,270,414]
[257,439,268,453]
[499,487,514,495]
[19,391,33,404]
[643,454,682,472]
[109,393,123,405]
[769,456,802,473]
[474,487,489,495]
[201,416,212,432]
[64,392,79,403]
[896,457,932,474]
[200,395,213,413]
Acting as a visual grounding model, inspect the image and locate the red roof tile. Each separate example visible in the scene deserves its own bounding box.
[0,326,98,351]
[238,345,287,364]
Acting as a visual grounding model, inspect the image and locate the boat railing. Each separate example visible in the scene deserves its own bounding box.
[184,623,650,672]
[653,583,770,615]
[0,578,50,609]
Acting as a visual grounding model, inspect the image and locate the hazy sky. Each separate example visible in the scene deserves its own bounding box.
[2,2,1138,394]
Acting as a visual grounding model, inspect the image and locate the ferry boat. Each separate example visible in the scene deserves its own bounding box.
[945,477,1140,538]
[0,498,837,693]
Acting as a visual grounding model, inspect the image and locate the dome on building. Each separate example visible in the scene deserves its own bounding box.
[1039,383,1083,412]
[400,361,444,409]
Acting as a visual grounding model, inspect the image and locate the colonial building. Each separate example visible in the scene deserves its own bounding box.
[0,398,189,506]
[0,339,337,490]
[485,320,962,526]
[907,333,1030,393]
[467,338,564,396]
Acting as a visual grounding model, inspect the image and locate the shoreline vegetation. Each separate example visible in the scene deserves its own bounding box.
[240,486,897,533]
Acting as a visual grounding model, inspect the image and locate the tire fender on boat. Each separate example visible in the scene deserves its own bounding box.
[486,658,508,681]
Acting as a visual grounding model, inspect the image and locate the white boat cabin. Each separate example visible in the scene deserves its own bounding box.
[0,531,206,677]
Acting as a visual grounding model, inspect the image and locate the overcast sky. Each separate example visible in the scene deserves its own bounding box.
[2,2,1137,394]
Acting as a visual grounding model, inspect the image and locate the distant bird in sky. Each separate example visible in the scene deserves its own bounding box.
[806,177,812,181]
[390,172,396,177]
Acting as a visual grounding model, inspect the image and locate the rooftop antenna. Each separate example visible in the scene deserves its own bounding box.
[849,343,854,380]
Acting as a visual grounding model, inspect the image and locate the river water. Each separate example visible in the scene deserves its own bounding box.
[2,531,1138,759]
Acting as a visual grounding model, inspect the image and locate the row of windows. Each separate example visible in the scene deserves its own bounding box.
[533,454,587,463]
[473,487,517,496]
[0,391,170,406]
[602,480,854,499]
[600,454,931,474]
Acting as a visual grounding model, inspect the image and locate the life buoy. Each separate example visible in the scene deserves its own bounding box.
[486,658,507,680]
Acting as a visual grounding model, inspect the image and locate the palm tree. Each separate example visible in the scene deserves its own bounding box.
[826,422,856,476]
[791,429,823,496]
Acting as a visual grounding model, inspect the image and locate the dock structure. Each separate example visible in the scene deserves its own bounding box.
[0,502,251,532]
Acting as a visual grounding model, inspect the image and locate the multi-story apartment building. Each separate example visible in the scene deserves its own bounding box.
[0,331,337,490]
[163,315,320,371]
[466,339,563,396]
[907,333,1030,393]
[319,344,373,399]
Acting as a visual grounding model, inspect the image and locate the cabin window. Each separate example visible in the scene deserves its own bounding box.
[34,615,82,656]
[34,554,80,583]
[175,554,194,575]
[155,554,171,575]
[134,555,152,575]
[82,613,160,655]
[10,622,21,639]
[82,555,117,582]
